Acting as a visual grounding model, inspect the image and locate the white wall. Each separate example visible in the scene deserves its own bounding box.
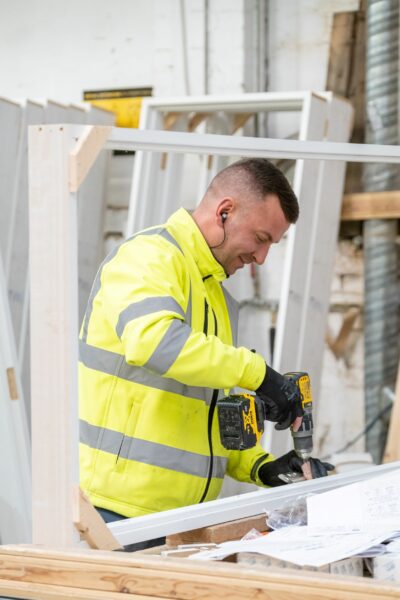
[0,0,367,497]
[0,0,261,101]
[0,0,155,101]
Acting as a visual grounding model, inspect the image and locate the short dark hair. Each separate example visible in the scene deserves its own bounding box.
[212,158,299,223]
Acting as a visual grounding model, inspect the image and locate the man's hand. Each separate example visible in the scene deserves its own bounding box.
[256,365,304,430]
[258,450,335,487]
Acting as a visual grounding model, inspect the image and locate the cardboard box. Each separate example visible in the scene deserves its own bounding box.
[237,551,363,576]
[373,554,400,583]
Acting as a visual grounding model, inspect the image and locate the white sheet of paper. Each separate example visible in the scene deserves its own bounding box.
[188,525,395,567]
[190,469,400,567]
[386,539,400,553]
[307,468,400,532]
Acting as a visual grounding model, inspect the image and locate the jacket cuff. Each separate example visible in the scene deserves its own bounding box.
[250,452,276,486]
[237,351,266,390]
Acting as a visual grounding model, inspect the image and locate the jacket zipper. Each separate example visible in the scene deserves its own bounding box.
[203,297,209,336]
[199,301,218,503]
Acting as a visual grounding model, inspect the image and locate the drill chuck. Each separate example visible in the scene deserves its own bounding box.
[285,372,314,462]
[291,415,313,461]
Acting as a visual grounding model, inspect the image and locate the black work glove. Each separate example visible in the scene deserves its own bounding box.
[256,365,304,430]
[258,450,335,487]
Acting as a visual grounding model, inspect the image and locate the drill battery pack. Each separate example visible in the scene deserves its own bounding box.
[217,393,265,450]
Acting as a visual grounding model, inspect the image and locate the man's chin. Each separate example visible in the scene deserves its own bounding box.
[227,263,243,276]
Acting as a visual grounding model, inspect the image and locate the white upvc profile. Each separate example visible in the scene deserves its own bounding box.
[108,461,400,545]
[0,253,31,543]
[0,98,113,462]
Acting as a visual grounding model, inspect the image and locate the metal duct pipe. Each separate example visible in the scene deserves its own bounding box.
[363,0,400,463]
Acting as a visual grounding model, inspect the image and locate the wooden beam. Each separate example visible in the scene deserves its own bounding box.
[163,112,182,130]
[167,514,267,546]
[346,1,366,137]
[326,306,361,360]
[325,4,365,196]
[326,11,356,98]
[341,190,400,220]
[0,545,399,600]
[0,580,159,600]
[72,487,122,551]
[231,113,254,134]
[187,112,209,132]
[69,125,111,192]
[29,124,80,546]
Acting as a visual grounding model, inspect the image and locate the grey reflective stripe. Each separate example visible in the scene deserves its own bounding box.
[81,226,183,343]
[80,418,123,455]
[145,318,192,375]
[186,283,192,327]
[79,340,209,402]
[80,419,227,479]
[79,340,123,376]
[116,296,185,339]
[222,285,239,346]
[212,456,228,479]
[158,228,183,252]
[162,233,191,325]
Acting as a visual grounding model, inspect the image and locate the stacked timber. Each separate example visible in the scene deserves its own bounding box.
[0,545,399,600]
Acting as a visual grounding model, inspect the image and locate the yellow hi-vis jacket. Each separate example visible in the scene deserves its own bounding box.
[79,208,275,518]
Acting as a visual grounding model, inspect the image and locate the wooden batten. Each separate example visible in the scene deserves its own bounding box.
[72,487,122,551]
[29,124,80,546]
[167,514,267,546]
[0,545,399,600]
[69,125,111,192]
[326,306,361,360]
[341,190,400,220]
[231,113,254,134]
[326,11,356,99]
[187,112,209,132]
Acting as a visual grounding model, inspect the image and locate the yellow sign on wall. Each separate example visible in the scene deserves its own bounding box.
[83,87,152,128]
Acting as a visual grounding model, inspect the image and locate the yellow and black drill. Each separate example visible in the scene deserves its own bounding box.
[217,371,313,460]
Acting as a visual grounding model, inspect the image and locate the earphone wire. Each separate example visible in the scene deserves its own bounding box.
[210,216,227,249]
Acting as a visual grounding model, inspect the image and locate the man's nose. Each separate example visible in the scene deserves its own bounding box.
[253,245,270,265]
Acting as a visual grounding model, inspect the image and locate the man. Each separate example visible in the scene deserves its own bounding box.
[79,158,332,534]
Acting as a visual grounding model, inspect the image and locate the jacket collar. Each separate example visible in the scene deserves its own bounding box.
[167,208,227,282]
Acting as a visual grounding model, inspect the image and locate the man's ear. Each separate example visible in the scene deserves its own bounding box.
[216,198,234,224]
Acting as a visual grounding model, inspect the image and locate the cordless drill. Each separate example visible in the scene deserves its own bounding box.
[284,372,313,461]
[217,371,314,461]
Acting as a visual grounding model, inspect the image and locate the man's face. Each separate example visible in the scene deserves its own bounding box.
[212,194,291,276]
